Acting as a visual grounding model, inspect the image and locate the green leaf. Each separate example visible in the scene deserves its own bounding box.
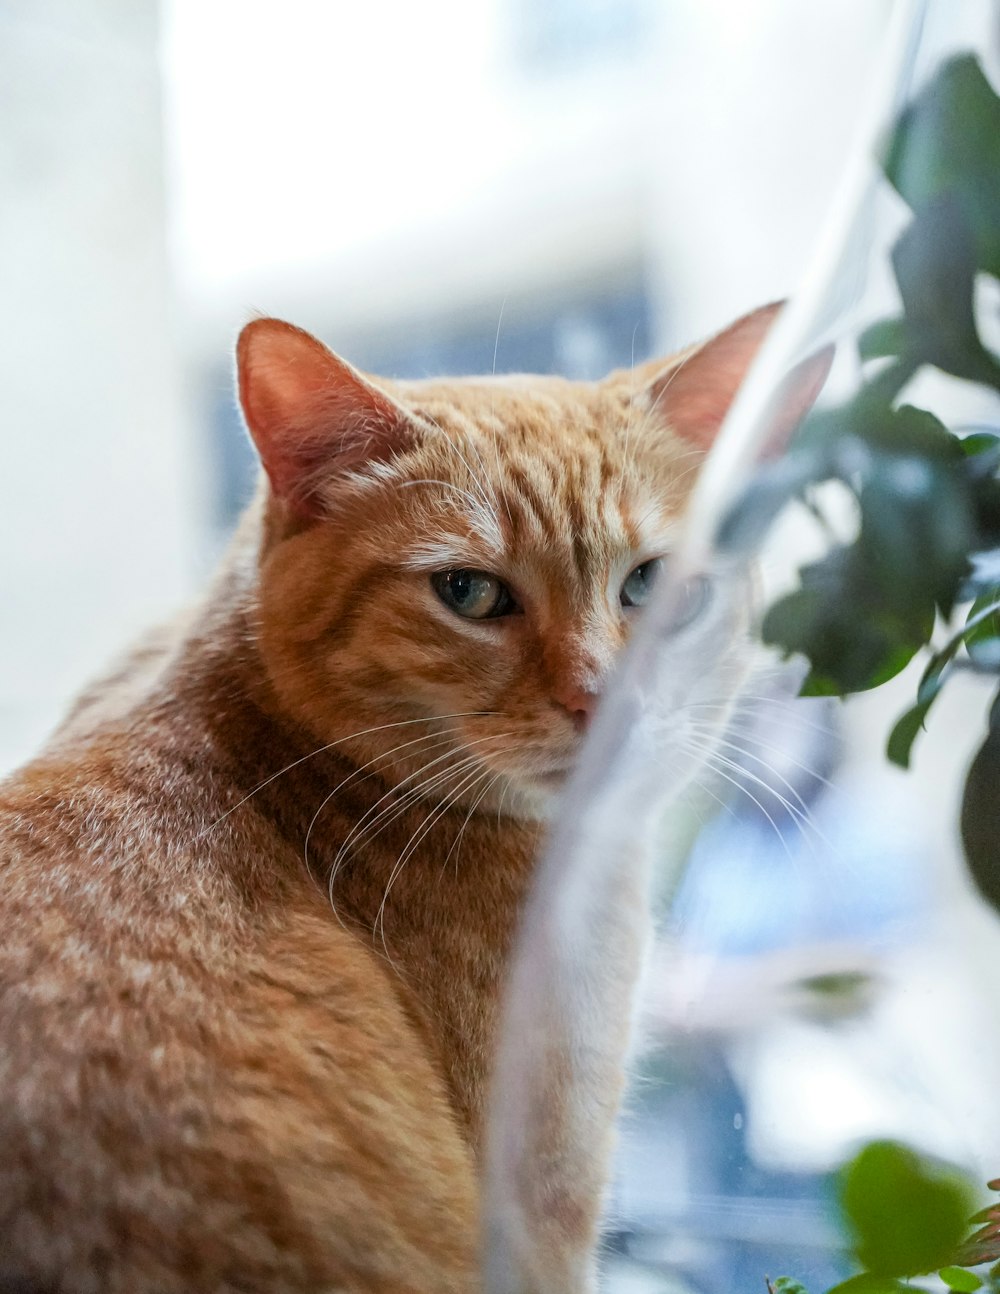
[973,491,1000,558]
[839,1140,975,1276]
[858,318,908,362]
[884,53,1000,279]
[961,432,1000,459]
[756,397,981,705]
[769,1278,811,1294]
[856,402,960,461]
[941,1267,984,1292]
[966,591,1000,666]
[765,545,935,698]
[825,1277,909,1294]
[887,695,935,769]
[885,602,1000,768]
[856,408,972,619]
[888,198,1000,390]
[763,556,929,697]
[961,706,1000,916]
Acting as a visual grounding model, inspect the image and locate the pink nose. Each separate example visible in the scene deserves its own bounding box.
[554,686,599,732]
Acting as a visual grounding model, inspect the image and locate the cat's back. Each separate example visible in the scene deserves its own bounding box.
[0,726,480,1294]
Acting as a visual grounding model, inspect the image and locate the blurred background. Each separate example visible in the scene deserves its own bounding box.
[4,2,1000,1290]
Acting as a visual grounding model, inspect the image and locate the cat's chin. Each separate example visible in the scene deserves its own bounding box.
[531,767,572,789]
[499,768,575,822]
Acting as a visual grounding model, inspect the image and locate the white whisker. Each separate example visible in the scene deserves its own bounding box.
[442,773,496,875]
[326,755,488,926]
[196,711,499,839]
[374,754,515,963]
[685,696,840,741]
[675,739,796,860]
[300,729,461,877]
[686,723,826,825]
[322,735,507,878]
[696,743,825,854]
[322,732,517,911]
[693,719,838,794]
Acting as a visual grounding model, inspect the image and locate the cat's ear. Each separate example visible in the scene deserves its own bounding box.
[642,302,829,454]
[237,318,417,518]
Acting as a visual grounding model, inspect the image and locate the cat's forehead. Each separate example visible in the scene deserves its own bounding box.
[371,372,693,584]
[387,371,629,440]
[383,370,695,507]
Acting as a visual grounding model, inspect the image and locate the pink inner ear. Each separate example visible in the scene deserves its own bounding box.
[757,343,834,460]
[237,318,414,516]
[646,302,785,449]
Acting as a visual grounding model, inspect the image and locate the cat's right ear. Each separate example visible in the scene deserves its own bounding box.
[639,302,831,458]
[237,318,417,519]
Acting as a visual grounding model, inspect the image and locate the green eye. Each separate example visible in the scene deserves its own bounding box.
[620,558,663,608]
[432,569,516,620]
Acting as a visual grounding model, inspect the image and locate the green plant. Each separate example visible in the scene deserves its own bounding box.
[769,1140,1000,1294]
[729,58,1000,1294]
[723,54,1000,910]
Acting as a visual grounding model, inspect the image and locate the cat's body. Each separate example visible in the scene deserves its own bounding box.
[0,307,797,1293]
[0,545,507,1292]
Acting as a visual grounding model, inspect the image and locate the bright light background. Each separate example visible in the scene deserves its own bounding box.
[1,0,893,763]
[4,2,1000,1288]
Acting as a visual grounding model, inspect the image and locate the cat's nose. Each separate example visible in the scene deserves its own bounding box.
[554,686,599,733]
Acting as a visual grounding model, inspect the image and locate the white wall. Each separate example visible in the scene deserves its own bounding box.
[162,1,895,359]
[0,0,200,772]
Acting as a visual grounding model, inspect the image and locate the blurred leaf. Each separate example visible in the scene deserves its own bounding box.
[839,1141,975,1276]
[887,696,935,769]
[966,591,1000,666]
[961,708,1000,916]
[855,402,960,461]
[798,971,870,998]
[769,1278,811,1294]
[956,1213,1000,1270]
[858,318,908,361]
[849,406,971,618]
[757,48,1000,938]
[884,53,1000,279]
[889,198,1000,390]
[825,1277,909,1294]
[858,456,969,617]
[716,444,833,553]
[960,432,1000,460]
[796,394,907,458]
[941,1267,985,1292]
[764,542,935,696]
[972,481,1000,552]
[887,598,1000,767]
[968,550,1000,595]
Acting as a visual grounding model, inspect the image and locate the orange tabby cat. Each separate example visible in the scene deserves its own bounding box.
[0,304,782,1293]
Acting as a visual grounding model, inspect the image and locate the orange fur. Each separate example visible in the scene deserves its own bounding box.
[0,306,782,1292]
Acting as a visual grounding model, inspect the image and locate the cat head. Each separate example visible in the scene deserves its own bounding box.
[236,306,812,818]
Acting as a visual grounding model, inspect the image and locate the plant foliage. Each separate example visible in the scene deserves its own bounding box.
[726,55,1000,911]
[772,1142,1000,1294]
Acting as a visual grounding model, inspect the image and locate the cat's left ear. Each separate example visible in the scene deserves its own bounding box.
[641,302,830,454]
[237,317,419,519]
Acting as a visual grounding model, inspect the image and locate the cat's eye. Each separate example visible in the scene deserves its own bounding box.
[621,559,711,627]
[620,559,663,608]
[431,569,516,620]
